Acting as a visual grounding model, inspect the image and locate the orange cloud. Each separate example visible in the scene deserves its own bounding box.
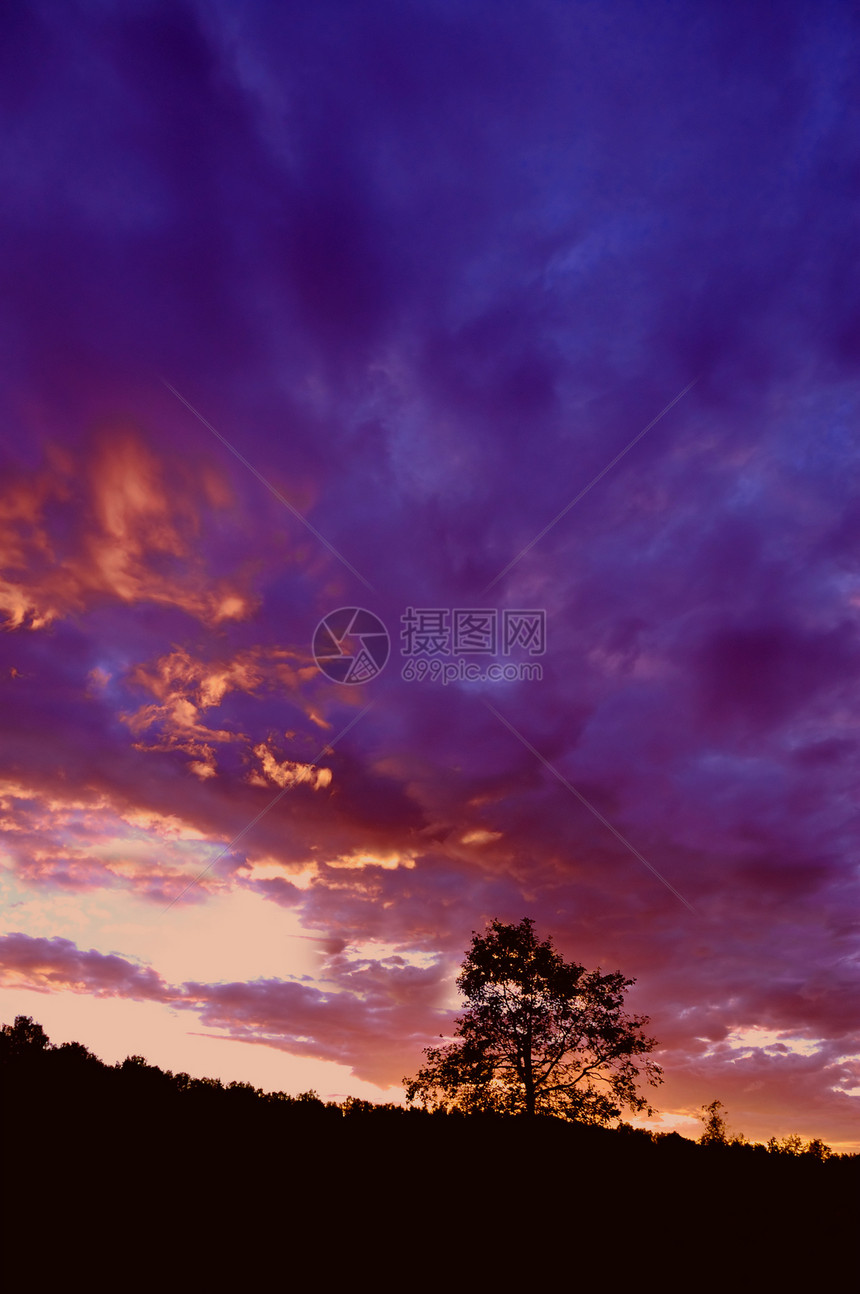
[0,429,254,630]
[121,644,327,778]
[252,743,332,791]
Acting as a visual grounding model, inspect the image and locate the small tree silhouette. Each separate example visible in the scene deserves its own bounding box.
[699,1099,729,1145]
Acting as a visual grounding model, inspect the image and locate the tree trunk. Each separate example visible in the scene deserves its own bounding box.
[523,1028,536,1115]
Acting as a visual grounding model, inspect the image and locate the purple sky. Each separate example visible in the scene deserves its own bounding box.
[1,1,859,1145]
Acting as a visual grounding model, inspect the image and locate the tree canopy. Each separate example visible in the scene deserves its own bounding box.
[404,917,663,1121]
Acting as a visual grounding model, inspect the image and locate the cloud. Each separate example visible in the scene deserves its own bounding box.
[1,0,858,1140]
[0,931,449,1086]
[0,933,168,1000]
[251,744,332,792]
[0,431,253,631]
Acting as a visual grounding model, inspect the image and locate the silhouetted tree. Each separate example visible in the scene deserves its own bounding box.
[404,917,663,1121]
[699,1099,730,1145]
[1,1014,50,1056]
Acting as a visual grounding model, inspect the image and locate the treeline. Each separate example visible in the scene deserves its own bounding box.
[1,1016,849,1157]
[1,1014,404,1120]
[2,1017,856,1294]
[697,1097,836,1160]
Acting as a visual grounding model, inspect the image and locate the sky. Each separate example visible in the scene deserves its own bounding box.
[1,0,859,1148]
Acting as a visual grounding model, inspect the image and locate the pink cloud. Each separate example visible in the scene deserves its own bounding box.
[0,933,168,1000]
[0,932,450,1086]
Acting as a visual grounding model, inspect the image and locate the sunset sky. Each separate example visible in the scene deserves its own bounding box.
[1,2,859,1148]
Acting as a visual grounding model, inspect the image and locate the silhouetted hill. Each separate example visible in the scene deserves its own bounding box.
[2,1018,856,1293]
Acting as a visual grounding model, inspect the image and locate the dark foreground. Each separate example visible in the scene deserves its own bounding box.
[2,1032,856,1293]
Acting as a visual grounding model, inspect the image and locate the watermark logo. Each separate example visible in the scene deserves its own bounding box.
[313,606,546,685]
[400,607,545,684]
[312,607,391,684]
[401,657,543,685]
[401,608,545,658]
